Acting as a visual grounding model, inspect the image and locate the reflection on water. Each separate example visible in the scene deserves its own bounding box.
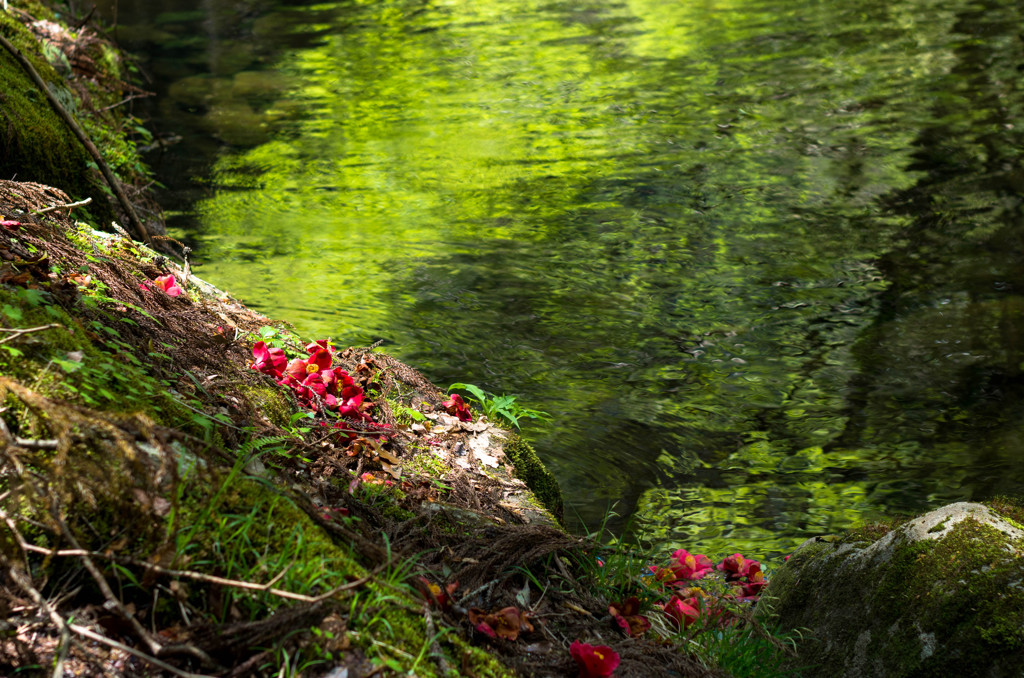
[109,0,1024,558]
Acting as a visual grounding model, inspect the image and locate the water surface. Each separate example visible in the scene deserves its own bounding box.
[106,0,1024,558]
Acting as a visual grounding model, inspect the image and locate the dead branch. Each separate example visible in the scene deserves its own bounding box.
[422,602,451,676]
[4,557,213,678]
[11,437,60,449]
[0,324,63,345]
[20,542,375,603]
[32,197,92,215]
[48,501,217,667]
[67,623,216,678]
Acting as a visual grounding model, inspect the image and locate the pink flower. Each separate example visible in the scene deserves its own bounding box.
[417,577,458,611]
[1,220,21,228]
[668,549,714,581]
[570,640,620,678]
[442,393,473,422]
[250,341,287,378]
[154,275,183,297]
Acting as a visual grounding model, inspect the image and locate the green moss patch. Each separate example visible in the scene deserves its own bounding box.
[764,506,1024,677]
[0,15,96,207]
[502,433,564,522]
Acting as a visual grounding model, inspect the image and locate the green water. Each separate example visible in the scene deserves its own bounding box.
[110,0,1024,558]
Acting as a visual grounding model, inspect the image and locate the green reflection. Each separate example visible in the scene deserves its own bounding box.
[125,0,1024,558]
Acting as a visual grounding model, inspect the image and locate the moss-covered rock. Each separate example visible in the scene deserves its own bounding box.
[761,502,1024,677]
[0,13,95,206]
[500,432,564,523]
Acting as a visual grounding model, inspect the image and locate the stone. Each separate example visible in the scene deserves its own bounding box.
[761,501,1024,677]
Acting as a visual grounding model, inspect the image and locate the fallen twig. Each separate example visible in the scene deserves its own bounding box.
[422,602,451,676]
[20,542,376,602]
[32,197,92,215]
[67,623,216,678]
[0,324,63,346]
[46,502,217,668]
[96,91,153,113]
[4,557,213,678]
[12,437,60,449]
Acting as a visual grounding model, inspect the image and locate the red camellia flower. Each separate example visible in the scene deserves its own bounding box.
[731,562,767,602]
[304,339,336,355]
[442,393,473,422]
[250,341,287,378]
[668,549,714,581]
[717,553,759,581]
[570,640,620,678]
[416,577,459,611]
[154,275,183,297]
[608,597,651,638]
[468,607,533,641]
[1,220,21,228]
[661,595,700,629]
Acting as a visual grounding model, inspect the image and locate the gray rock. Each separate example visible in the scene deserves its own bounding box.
[760,501,1024,677]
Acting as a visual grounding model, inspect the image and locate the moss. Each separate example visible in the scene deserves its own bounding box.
[444,635,515,678]
[502,433,563,522]
[838,516,908,546]
[406,450,448,478]
[764,512,1024,677]
[985,495,1024,527]
[0,15,98,213]
[238,382,294,428]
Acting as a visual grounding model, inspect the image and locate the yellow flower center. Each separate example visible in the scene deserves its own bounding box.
[594,650,605,660]
[306,363,319,374]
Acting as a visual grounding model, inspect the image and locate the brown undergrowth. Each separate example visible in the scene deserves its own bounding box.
[0,180,725,676]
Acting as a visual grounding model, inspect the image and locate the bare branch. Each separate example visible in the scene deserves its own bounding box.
[0,324,63,346]
[32,197,92,215]
[21,542,374,603]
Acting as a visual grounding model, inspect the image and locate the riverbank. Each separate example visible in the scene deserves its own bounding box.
[0,3,797,676]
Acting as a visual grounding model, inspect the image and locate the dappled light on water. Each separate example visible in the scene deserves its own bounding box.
[115,0,1024,557]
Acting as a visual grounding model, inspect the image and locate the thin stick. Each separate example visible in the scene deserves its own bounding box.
[45,503,218,667]
[67,623,215,678]
[0,324,62,346]
[20,543,374,602]
[50,507,166,657]
[51,622,70,678]
[32,197,92,215]
[5,558,207,678]
[96,92,152,113]
[12,438,59,450]
[0,34,153,245]
[422,603,451,676]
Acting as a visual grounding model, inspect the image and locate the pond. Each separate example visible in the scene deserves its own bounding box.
[97,0,1024,559]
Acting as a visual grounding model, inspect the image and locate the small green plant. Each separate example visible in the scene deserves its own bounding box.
[446,382,550,429]
[390,401,426,423]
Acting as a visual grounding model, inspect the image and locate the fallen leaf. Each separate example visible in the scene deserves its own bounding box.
[380,461,402,480]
